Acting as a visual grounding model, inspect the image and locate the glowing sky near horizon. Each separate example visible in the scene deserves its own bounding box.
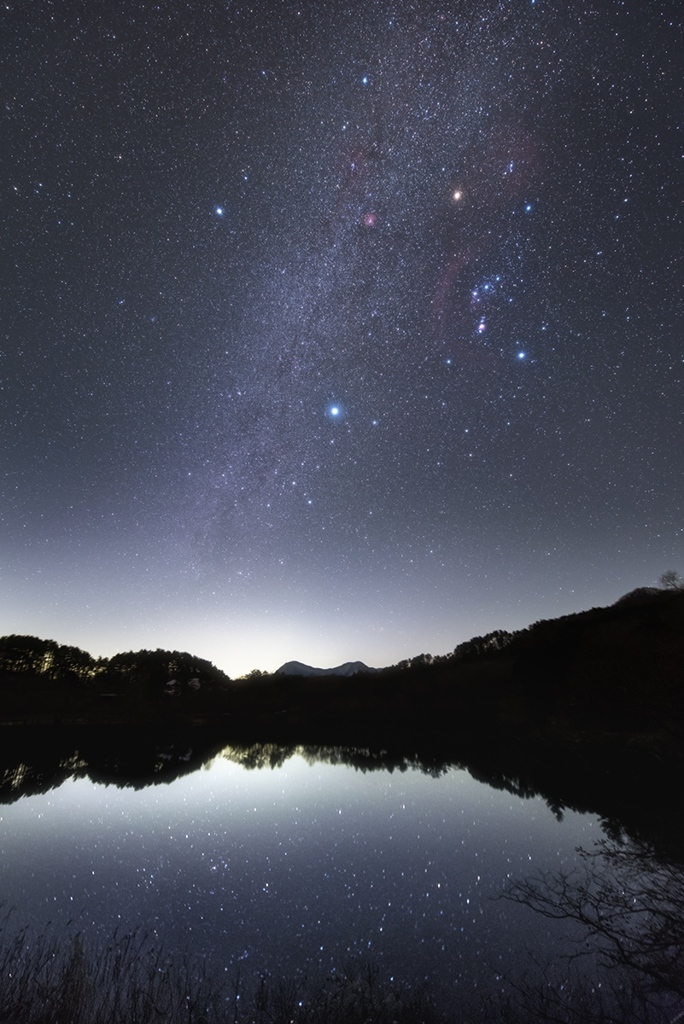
[1,0,682,677]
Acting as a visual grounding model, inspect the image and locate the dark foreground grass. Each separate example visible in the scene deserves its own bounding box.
[0,915,681,1024]
[0,918,444,1024]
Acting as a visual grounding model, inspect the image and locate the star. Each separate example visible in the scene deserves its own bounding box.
[4,0,676,719]
[326,402,349,423]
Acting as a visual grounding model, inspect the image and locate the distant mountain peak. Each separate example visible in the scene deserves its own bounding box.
[275,660,373,678]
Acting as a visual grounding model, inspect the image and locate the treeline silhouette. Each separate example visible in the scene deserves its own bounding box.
[2,587,684,1023]
[0,634,231,688]
[0,637,232,722]
[2,587,683,773]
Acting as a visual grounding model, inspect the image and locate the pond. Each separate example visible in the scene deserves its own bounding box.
[0,740,610,1017]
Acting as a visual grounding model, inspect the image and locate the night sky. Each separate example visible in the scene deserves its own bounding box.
[2,0,682,677]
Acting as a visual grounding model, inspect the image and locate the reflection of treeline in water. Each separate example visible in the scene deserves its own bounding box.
[1,590,684,861]
[1,827,682,1024]
[1,726,684,863]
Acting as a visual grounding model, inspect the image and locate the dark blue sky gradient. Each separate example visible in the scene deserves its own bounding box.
[2,0,682,675]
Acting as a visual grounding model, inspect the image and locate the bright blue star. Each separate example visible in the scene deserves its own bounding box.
[524,203,533,213]
[361,76,369,85]
[215,206,224,216]
[326,402,346,422]
[517,351,527,360]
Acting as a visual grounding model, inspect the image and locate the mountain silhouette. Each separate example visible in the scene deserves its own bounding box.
[275,660,373,677]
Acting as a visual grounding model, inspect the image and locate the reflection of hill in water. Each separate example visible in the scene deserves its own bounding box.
[0,725,224,802]
[2,718,684,1022]
[2,589,684,860]
[2,725,683,862]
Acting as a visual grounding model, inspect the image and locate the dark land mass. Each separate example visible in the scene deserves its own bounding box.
[1,587,684,857]
[275,659,374,676]
[2,590,684,1023]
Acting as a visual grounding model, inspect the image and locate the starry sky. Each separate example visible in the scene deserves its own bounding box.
[2,0,682,677]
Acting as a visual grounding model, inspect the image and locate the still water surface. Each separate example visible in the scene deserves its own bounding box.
[1,751,600,1008]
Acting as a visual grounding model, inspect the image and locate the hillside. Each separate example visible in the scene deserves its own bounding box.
[1,587,683,753]
[1,588,684,854]
[275,660,374,677]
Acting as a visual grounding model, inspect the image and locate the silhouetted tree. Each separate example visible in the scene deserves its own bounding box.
[101,648,231,700]
[502,835,684,1022]
[0,636,96,681]
[660,569,684,591]
[0,635,57,675]
[453,629,514,660]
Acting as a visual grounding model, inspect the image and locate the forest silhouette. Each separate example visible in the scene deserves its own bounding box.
[2,586,684,1023]
[1,585,683,750]
[2,584,684,856]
